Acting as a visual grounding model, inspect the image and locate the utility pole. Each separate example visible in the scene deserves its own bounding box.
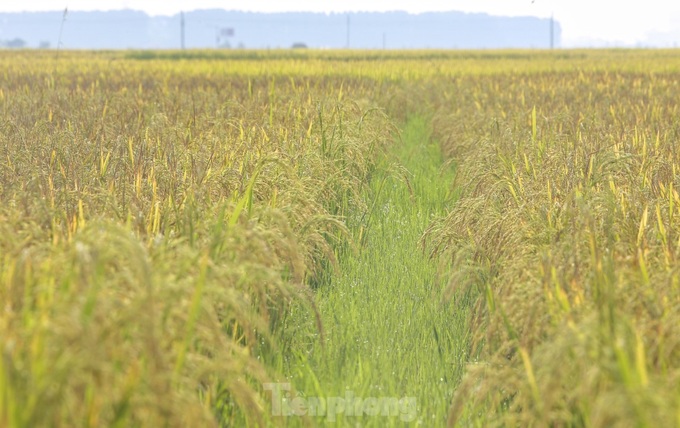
[346,14,350,48]
[383,32,386,50]
[181,11,185,50]
[57,7,68,55]
[550,13,554,49]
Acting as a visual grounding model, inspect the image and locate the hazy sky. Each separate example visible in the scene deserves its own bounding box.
[2,1,679,47]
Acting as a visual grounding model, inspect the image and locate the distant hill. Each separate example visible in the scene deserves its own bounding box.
[0,9,560,50]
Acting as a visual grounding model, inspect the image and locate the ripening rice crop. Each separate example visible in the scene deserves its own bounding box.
[424,54,680,426]
[2,48,680,427]
[0,51,392,426]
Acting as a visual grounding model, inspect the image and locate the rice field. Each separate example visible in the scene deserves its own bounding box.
[1,49,680,427]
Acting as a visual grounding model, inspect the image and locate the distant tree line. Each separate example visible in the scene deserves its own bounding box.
[0,38,50,49]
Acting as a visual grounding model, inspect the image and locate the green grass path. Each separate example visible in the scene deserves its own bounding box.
[270,116,472,426]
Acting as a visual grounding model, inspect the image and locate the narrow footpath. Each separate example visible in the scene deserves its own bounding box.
[275,116,473,426]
